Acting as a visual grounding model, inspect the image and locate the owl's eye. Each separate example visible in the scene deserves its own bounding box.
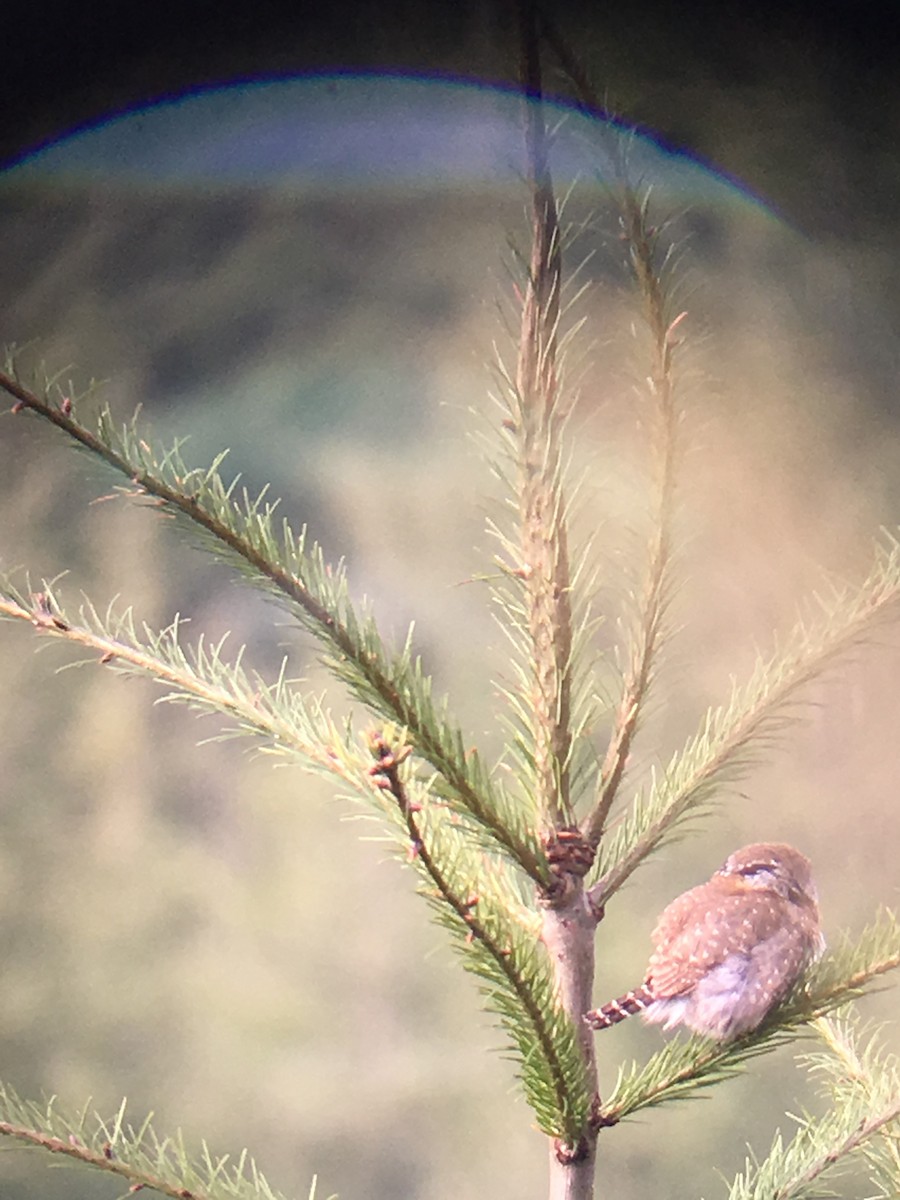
[730,861,776,883]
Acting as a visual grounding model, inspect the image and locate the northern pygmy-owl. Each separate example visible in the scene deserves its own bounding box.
[585,842,824,1040]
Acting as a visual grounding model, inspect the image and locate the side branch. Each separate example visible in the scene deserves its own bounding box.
[591,535,900,907]
[734,1104,900,1200]
[0,585,373,789]
[0,366,548,883]
[0,1087,296,1200]
[534,1,683,849]
[0,1120,210,1200]
[582,174,683,851]
[514,0,575,831]
[367,731,589,1148]
[368,732,490,940]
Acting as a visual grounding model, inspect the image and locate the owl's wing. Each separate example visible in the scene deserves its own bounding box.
[647,883,790,999]
[745,920,814,1001]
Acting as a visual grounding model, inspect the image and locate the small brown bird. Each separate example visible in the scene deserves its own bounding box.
[585,843,824,1040]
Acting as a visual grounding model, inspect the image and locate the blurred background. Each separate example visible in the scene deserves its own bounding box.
[0,3,899,1198]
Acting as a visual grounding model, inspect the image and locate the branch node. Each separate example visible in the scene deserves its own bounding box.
[553,1134,589,1164]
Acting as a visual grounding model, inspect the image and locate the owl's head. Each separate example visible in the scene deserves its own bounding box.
[718,842,818,906]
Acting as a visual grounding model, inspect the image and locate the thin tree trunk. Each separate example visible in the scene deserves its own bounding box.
[541,882,600,1200]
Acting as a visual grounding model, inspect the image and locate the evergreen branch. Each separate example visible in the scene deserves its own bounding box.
[0,577,371,787]
[598,910,900,1124]
[0,1084,318,1200]
[0,572,589,1139]
[534,5,605,117]
[583,194,683,851]
[536,0,684,849]
[504,1,575,830]
[722,1014,900,1200]
[366,729,592,1144]
[0,578,537,878]
[0,359,547,882]
[807,1014,900,1198]
[591,535,900,905]
[0,576,589,1129]
[724,1104,900,1200]
[0,577,504,867]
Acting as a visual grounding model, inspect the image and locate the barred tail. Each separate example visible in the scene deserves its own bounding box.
[584,984,654,1030]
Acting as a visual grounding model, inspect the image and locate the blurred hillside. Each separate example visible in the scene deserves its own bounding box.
[1,11,900,1200]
